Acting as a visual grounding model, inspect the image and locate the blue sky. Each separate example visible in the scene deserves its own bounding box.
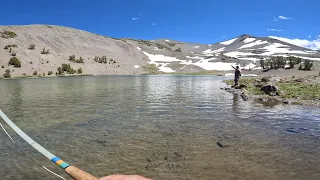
[0,0,319,47]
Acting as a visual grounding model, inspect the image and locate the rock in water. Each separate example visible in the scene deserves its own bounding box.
[241,92,249,101]
[217,142,224,148]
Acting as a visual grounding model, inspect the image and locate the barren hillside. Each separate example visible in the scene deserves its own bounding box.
[0,25,147,76]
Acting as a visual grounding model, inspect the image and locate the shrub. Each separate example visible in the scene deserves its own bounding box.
[48,71,53,75]
[43,72,45,76]
[41,48,50,54]
[28,44,35,50]
[304,60,313,71]
[11,52,16,56]
[61,64,71,72]
[58,63,77,74]
[3,69,11,78]
[174,48,182,52]
[69,55,76,61]
[288,57,295,69]
[8,57,21,67]
[69,68,76,74]
[167,42,176,47]
[57,67,63,75]
[1,65,4,68]
[9,48,12,53]
[33,71,38,76]
[69,55,84,63]
[264,56,287,69]
[30,61,33,64]
[77,67,83,74]
[4,44,17,49]
[298,64,303,70]
[1,31,17,38]
[77,57,84,63]
[94,56,108,63]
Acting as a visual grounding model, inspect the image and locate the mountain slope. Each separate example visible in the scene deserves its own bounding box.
[0,25,147,76]
[1,25,320,77]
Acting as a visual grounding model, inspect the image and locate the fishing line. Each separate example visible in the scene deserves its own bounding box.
[0,121,66,180]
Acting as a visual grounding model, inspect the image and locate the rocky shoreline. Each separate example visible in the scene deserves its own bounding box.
[223,76,320,107]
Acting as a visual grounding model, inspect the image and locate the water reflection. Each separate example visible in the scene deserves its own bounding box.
[0,76,319,180]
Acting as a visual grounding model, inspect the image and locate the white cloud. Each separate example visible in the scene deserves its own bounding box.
[269,36,320,50]
[266,28,283,32]
[278,16,291,20]
[152,23,156,26]
[274,15,292,21]
[308,35,312,38]
[132,17,139,20]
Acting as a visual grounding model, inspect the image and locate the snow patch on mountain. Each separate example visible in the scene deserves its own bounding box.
[259,43,313,55]
[194,46,200,48]
[220,38,237,45]
[244,38,256,43]
[239,40,268,49]
[203,47,225,55]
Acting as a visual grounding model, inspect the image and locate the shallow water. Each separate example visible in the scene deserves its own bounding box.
[0,76,319,180]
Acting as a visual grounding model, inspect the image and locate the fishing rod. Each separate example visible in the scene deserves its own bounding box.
[0,109,99,180]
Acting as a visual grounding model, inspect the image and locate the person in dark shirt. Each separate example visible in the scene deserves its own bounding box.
[231,65,241,86]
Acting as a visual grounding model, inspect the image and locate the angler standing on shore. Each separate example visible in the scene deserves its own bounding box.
[231,65,241,87]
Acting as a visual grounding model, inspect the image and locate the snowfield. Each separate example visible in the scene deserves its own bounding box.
[244,37,256,43]
[239,40,268,49]
[143,52,258,72]
[220,38,237,45]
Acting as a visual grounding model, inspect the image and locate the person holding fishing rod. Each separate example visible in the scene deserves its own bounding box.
[231,65,241,87]
[0,110,151,180]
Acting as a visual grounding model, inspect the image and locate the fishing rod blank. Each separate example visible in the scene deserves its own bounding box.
[0,110,99,180]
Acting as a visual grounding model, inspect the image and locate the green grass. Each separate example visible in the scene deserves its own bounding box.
[276,82,320,100]
[224,77,320,101]
[224,78,256,86]
[142,64,159,74]
[224,78,265,95]
[166,63,185,70]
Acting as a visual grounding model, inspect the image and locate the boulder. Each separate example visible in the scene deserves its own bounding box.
[238,84,247,89]
[282,99,290,104]
[261,76,271,83]
[261,85,279,96]
[254,83,264,88]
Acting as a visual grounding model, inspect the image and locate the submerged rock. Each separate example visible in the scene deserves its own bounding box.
[240,90,249,101]
[216,142,224,148]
